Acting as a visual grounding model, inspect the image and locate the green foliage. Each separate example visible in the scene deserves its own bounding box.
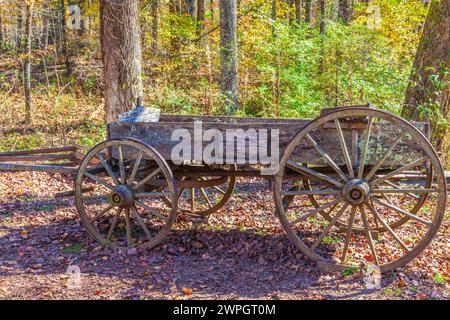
[139,0,426,119]
[342,266,360,276]
[433,272,448,284]
[0,0,432,152]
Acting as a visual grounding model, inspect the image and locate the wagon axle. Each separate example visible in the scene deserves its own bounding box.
[109,185,136,208]
[342,179,371,205]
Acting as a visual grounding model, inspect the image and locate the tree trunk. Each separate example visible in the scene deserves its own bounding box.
[320,0,326,34]
[219,0,238,114]
[0,6,3,44]
[183,0,196,17]
[60,0,71,75]
[338,0,350,24]
[271,0,277,36]
[286,0,293,22]
[24,1,34,124]
[100,0,143,123]
[403,0,450,163]
[169,0,181,51]
[294,0,303,22]
[196,0,205,35]
[151,0,158,49]
[42,0,50,50]
[16,7,23,50]
[305,0,312,23]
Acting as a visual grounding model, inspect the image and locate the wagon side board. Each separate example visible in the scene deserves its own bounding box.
[108,115,430,167]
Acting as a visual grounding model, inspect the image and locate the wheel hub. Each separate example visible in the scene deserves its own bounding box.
[109,185,135,207]
[342,179,371,205]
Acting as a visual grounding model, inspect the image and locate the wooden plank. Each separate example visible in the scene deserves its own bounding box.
[0,154,75,162]
[0,146,76,156]
[0,162,77,174]
[108,117,429,166]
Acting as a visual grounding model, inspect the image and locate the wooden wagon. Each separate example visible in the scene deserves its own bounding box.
[0,104,447,273]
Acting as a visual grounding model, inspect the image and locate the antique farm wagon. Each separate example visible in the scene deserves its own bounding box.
[0,104,447,273]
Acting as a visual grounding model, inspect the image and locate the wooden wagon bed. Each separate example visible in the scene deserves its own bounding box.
[108,113,430,168]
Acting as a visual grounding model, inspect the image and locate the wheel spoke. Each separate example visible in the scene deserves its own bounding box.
[124,208,132,247]
[83,171,115,190]
[135,200,169,222]
[371,188,438,194]
[366,203,410,252]
[190,188,195,212]
[132,168,162,190]
[96,153,120,186]
[305,134,348,182]
[289,198,342,226]
[287,160,343,188]
[91,204,114,222]
[341,206,357,263]
[81,194,109,201]
[117,145,127,184]
[365,136,402,182]
[373,198,432,226]
[281,189,340,196]
[360,205,379,266]
[106,207,122,240]
[379,193,404,219]
[200,188,213,208]
[371,156,429,186]
[135,192,171,198]
[128,150,143,185]
[335,119,354,178]
[310,204,349,251]
[131,206,152,240]
[357,116,373,179]
[381,180,420,200]
[214,186,226,194]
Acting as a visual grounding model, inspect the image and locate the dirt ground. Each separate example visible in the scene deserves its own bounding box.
[0,171,448,300]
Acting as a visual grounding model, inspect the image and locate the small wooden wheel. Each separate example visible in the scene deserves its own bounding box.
[162,176,236,217]
[75,139,177,250]
[274,107,447,272]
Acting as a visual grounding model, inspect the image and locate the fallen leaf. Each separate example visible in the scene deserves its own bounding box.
[182,287,193,295]
[416,293,427,300]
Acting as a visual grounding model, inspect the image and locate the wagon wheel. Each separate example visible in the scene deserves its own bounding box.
[290,169,432,232]
[274,107,446,272]
[161,176,236,217]
[75,139,177,250]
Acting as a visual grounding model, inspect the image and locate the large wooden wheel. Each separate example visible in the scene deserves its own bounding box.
[75,139,177,250]
[274,107,447,272]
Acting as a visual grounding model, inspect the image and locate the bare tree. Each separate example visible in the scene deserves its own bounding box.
[0,6,3,45]
[42,0,50,50]
[16,7,23,50]
[338,0,350,24]
[219,0,238,114]
[100,0,143,123]
[196,0,205,35]
[60,0,71,75]
[294,0,303,22]
[151,0,158,49]
[305,0,312,23]
[24,0,34,124]
[319,0,325,34]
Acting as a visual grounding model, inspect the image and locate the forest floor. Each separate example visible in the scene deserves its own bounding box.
[0,172,449,300]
